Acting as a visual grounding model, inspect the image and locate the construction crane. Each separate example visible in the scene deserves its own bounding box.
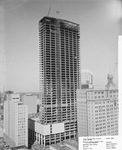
[47,0,60,18]
[47,3,51,16]
[47,0,54,17]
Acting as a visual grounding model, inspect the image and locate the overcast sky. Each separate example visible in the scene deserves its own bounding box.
[0,0,121,92]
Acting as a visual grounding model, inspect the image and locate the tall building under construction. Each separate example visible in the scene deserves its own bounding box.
[37,16,80,147]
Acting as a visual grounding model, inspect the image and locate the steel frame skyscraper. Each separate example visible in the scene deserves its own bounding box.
[38,16,80,147]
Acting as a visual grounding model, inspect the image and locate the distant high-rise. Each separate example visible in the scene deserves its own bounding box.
[81,69,93,89]
[37,16,80,147]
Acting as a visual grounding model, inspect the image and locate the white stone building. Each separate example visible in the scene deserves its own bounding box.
[77,88,118,137]
[22,94,37,114]
[4,94,28,147]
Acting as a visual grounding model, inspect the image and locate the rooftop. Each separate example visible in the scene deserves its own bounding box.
[51,144,71,150]
[50,140,78,150]
[31,142,46,150]
[11,146,29,150]
[65,140,78,148]
[28,112,41,121]
[39,16,79,30]
[77,87,118,92]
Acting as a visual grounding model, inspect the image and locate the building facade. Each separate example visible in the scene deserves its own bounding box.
[37,16,80,147]
[77,88,118,137]
[22,94,37,114]
[4,94,28,147]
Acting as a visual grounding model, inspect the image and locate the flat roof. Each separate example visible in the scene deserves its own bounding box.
[77,88,118,92]
[51,144,71,150]
[65,140,78,148]
[32,142,46,150]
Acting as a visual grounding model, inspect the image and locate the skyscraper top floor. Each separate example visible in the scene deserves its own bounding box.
[39,16,80,31]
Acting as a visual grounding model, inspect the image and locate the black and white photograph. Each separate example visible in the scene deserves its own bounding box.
[0,0,122,150]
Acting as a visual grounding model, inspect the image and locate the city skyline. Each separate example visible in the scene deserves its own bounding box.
[0,0,121,92]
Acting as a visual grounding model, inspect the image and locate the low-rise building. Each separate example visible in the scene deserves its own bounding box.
[28,114,65,149]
